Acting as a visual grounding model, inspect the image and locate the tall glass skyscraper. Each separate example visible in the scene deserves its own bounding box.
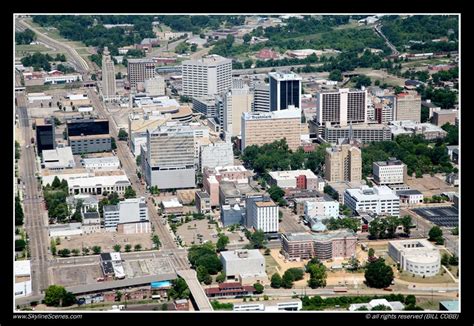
[268,71,302,111]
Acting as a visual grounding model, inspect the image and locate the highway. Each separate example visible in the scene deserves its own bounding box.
[16,18,90,74]
[16,92,50,296]
[232,63,323,76]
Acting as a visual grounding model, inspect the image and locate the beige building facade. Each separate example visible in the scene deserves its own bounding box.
[324,144,362,182]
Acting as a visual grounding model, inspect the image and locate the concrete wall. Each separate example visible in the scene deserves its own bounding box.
[150,168,195,189]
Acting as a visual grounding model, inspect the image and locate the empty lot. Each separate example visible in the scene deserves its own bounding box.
[56,231,154,253]
[51,264,102,287]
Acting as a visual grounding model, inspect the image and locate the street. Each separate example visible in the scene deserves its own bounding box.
[17,92,50,295]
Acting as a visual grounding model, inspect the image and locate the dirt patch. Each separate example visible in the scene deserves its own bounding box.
[55,231,154,253]
[406,174,457,197]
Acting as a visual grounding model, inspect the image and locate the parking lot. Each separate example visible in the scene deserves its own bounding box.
[56,231,154,253]
[176,219,218,246]
[412,206,459,227]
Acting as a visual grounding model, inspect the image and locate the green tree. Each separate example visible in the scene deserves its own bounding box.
[216,234,230,252]
[285,268,305,281]
[125,244,132,252]
[308,264,327,288]
[58,249,71,257]
[253,283,264,294]
[15,196,24,226]
[62,291,77,307]
[124,186,137,199]
[135,154,141,166]
[264,248,271,255]
[243,33,251,44]
[113,244,121,252]
[400,215,412,236]
[364,258,394,288]
[71,248,80,256]
[428,226,443,242]
[52,176,62,189]
[329,69,343,82]
[152,234,161,249]
[134,244,142,251]
[118,129,128,141]
[82,247,89,255]
[368,248,375,260]
[249,230,267,249]
[268,185,285,204]
[282,271,295,289]
[405,294,416,306]
[216,272,226,283]
[372,304,392,311]
[196,265,212,284]
[168,278,190,300]
[449,255,458,266]
[92,245,101,254]
[271,273,282,288]
[44,285,67,307]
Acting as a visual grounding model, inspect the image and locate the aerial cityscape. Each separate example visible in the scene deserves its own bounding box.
[14,14,460,313]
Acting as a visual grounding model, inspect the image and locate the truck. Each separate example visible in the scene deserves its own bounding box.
[333,287,348,293]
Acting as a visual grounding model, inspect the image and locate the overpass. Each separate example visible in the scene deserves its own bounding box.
[177,270,213,311]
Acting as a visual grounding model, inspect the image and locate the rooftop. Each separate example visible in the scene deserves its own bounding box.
[162,198,183,208]
[345,185,399,201]
[389,239,440,263]
[183,54,231,65]
[283,229,356,242]
[268,71,302,81]
[396,189,423,196]
[242,108,301,121]
[373,159,405,167]
[255,200,277,207]
[220,249,264,261]
[42,147,75,167]
[268,169,317,180]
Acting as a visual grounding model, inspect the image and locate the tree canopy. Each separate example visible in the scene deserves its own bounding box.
[364,258,394,288]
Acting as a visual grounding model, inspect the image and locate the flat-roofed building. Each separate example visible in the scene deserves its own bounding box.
[241,108,301,151]
[325,143,362,183]
[219,181,258,207]
[268,169,318,190]
[142,123,196,190]
[35,117,55,153]
[281,229,357,260]
[195,191,211,214]
[204,165,252,207]
[268,71,302,111]
[223,86,253,136]
[127,59,156,89]
[182,54,232,98]
[82,211,101,234]
[432,109,458,127]
[246,197,278,233]
[252,82,270,112]
[344,185,400,217]
[200,141,234,172]
[373,158,407,185]
[103,197,149,229]
[47,171,131,196]
[304,197,339,219]
[81,156,120,171]
[144,76,165,97]
[233,299,302,311]
[220,249,266,281]
[388,239,440,277]
[316,88,367,127]
[41,146,75,170]
[313,121,391,144]
[388,120,447,140]
[395,92,421,123]
[66,119,111,154]
[396,189,424,205]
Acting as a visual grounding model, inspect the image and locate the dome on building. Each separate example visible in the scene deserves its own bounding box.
[311,221,327,232]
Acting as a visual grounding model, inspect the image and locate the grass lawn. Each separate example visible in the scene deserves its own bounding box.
[398,269,454,284]
[417,297,441,310]
[264,253,281,276]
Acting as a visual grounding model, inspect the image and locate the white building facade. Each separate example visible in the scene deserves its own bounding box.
[344,185,400,216]
[373,159,406,185]
[388,239,440,277]
[200,141,234,172]
[304,199,340,219]
[247,199,279,233]
[103,197,149,229]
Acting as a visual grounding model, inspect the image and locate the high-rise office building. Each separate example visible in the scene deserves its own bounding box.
[252,82,270,112]
[103,197,149,229]
[127,59,156,89]
[223,85,253,136]
[142,123,196,189]
[395,92,421,122]
[316,88,367,126]
[241,107,301,151]
[268,72,302,111]
[35,118,55,154]
[324,143,362,182]
[182,55,232,98]
[101,47,117,101]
